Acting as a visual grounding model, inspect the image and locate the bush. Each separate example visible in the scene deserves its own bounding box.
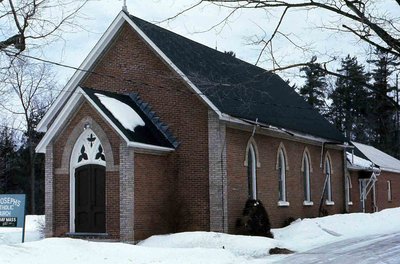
[236,199,273,238]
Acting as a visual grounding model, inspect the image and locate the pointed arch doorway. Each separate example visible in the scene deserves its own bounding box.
[70,128,106,233]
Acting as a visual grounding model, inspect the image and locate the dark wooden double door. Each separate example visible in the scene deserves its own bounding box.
[75,165,106,233]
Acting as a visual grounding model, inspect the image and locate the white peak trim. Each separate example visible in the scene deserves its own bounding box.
[36,88,85,153]
[36,11,127,133]
[36,86,176,154]
[122,12,222,119]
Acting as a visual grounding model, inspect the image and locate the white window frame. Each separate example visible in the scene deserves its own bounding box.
[277,148,288,205]
[302,151,313,205]
[346,174,353,205]
[247,143,257,199]
[324,154,334,205]
[387,180,392,202]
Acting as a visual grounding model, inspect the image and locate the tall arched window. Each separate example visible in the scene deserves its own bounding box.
[302,150,312,205]
[345,174,352,205]
[277,145,288,204]
[324,153,333,204]
[246,143,257,199]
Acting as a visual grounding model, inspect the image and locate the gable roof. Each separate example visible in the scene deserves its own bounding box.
[83,88,179,149]
[350,142,400,173]
[36,87,177,153]
[128,15,346,142]
[37,11,346,143]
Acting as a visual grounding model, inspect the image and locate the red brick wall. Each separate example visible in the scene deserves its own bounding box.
[53,102,121,239]
[376,172,400,210]
[134,153,177,240]
[226,128,345,231]
[82,23,210,232]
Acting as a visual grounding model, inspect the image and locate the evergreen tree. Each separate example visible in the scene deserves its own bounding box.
[329,55,371,141]
[0,126,16,193]
[368,49,399,156]
[299,60,327,114]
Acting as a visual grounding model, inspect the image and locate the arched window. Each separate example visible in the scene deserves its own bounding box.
[277,147,287,205]
[324,153,333,204]
[246,143,257,199]
[302,150,312,205]
[71,128,106,168]
[345,174,352,205]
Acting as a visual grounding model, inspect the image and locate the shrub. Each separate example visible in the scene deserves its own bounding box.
[236,199,273,238]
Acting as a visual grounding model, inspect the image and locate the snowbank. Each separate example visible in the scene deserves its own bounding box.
[0,215,44,245]
[0,209,400,263]
[139,231,281,259]
[274,207,400,251]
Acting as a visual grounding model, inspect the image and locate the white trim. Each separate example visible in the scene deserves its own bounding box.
[127,142,174,152]
[325,200,335,206]
[121,12,222,118]
[278,201,290,207]
[277,148,287,202]
[37,12,128,133]
[302,151,312,203]
[220,114,345,146]
[38,12,223,133]
[36,89,84,153]
[247,143,257,199]
[387,180,392,202]
[36,87,176,154]
[347,201,353,206]
[70,129,106,233]
[303,201,314,206]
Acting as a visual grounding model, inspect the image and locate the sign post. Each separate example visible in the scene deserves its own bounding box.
[0,194,26,243]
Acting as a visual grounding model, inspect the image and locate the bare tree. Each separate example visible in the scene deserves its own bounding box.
[2,57,56,213]
[171,1,400,108]
[179,1,399,65]
[0,0,88,56]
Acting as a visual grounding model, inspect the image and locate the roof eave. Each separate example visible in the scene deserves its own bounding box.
[36,11,127,133]
[36,87,175,154]
[220,113,347,146]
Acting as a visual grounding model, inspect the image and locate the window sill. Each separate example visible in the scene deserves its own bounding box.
[325,200,335,206]
[278,201,290,207]
[303,201,314,206]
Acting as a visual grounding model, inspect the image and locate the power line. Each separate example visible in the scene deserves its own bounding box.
[3,49,335,116]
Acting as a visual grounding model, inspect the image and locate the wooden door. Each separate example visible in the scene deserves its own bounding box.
[75,165,106,233]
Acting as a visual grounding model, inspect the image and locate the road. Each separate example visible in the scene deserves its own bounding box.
[276,232,400,263]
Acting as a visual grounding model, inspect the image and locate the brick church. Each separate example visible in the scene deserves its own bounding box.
[37,10,377,242]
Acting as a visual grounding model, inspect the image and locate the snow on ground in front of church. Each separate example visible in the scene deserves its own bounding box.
[0,208,400,263]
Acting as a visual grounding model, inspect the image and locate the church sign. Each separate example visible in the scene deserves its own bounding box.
[0,194,26,241]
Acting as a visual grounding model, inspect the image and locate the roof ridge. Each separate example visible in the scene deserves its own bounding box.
[129,92,180,148]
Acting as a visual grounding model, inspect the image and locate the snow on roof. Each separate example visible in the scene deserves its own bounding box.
[346,152,373,170]
[95,93,145,131]
[352,141,400,173]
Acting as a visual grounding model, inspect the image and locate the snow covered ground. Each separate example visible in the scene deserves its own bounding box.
[0,208,399,263]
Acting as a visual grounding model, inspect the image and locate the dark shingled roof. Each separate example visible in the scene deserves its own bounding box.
[82,87,179,149]
[128,15,346,142]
